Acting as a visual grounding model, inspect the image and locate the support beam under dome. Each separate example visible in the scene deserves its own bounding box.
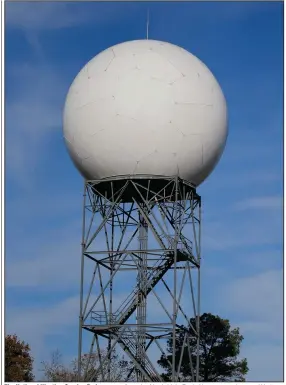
[77,176,201,382]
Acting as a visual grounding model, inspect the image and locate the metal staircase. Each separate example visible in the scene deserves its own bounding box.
[110,250,188,382]
[89,250,189,381]
[117,330,160,381]
[114,250,188,325]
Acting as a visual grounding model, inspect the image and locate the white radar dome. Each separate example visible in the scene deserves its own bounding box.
[63,39,228,186]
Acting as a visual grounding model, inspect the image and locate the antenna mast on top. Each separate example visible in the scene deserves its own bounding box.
[146,8,150,40]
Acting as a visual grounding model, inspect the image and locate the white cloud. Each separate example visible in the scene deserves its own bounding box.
[5,63,68,189]
[234,195,282,211]
[221,269,282,320]
[213,170,281,191]
[5,213,82,289]
[6,239,80,289]
[5,2,139,31]
[5,3,101,30]
[214,269,283,381]
[7,295,79,338]
[204,216,281,251]
[202,186,282,252]
[238,321,281,341]
[242,344,283,382]
[6,190,81,226]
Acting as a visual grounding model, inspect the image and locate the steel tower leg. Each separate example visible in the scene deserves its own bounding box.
[77,184,86,381]
[136,208,148,381]
[77,176,201,382]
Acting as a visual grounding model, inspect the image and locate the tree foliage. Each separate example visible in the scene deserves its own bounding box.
[158,313,248,382]
[5,334,34,382]
[41,349,136,382]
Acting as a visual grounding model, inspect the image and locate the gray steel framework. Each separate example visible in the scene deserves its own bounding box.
[78,175,201,382]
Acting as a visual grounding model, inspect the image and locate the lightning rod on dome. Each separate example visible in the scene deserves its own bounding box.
[147,8,149,40]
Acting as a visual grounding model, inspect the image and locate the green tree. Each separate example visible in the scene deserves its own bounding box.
[158,313,248,382]
[41,349,136,381]
[5,334,34,382]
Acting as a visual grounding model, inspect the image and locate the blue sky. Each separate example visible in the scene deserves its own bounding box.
[5,1,283,381]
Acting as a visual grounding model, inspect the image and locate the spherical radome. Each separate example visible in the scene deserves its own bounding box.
[63,39,228,186]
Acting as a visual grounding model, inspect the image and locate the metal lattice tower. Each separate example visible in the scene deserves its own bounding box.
[78,175,201,381]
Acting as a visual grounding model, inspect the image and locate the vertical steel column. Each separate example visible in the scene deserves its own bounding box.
[172,177,179,381]
[136,206,148,381]
[196,198,201,382]
[78,181,87,380]
[108,204,114,381]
